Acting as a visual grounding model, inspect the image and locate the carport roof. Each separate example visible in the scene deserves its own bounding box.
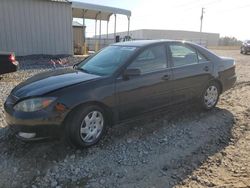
[70,1,131,21]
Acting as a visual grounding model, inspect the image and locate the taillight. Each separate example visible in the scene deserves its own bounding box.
[9,53,18,66]
[9,53,15,62]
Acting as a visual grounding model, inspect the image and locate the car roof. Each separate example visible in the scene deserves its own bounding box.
[112,39,182,47]
[112,39,222,62]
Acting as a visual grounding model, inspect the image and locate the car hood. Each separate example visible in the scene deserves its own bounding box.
[12,68,101,98]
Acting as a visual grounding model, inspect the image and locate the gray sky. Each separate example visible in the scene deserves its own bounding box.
[74,0,250,40]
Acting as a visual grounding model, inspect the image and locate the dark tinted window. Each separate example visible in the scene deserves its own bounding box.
[169,44,198,67]
[128,45,167,74]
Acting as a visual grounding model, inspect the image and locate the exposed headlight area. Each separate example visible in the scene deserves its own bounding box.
[14,97,56,112]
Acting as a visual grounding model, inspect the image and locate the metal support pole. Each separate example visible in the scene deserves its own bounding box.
[99,18,101,51]
[114,14,117,42]
[106,21,109,40]
[95,19,98,52]
[82,11,86,55]
[200,7,205,45]
[83,15,85,43]
[95,19,97,41]
[72,12,74,55]
[127,16,130,37]
[94,12,101,52]
[200,7,205,32]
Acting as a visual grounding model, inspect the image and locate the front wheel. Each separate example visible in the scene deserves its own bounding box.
[200,82,220,110]
[65,105,107,148]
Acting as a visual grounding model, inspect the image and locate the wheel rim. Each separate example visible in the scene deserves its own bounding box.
[80,111,104,143]
[204,85,218,108]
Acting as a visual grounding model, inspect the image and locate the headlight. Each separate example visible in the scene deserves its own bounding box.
[14,97,56,112]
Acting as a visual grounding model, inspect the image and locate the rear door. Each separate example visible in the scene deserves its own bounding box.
[115,44,174,120]
[167,42,214,102]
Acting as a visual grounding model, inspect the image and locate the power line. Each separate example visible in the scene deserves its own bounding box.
[202,0,222,7]
[220,4,250,13]
[174,0,201,8]
[180,0,222,13]
[207,3,250,15]
[174,0,219,10]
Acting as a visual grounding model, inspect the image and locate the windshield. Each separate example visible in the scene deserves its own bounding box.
[77,46,137,76]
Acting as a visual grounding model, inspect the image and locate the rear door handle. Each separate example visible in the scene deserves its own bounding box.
[203,66,209,72]
[162,75,169,80]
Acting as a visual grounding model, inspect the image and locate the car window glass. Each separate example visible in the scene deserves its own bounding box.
[197,52,208,63]
[128,45,167,74]
[137,49,155,61]
[79,46,137,76]
[169,44,199,67]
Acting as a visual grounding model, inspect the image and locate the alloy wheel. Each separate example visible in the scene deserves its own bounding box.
[80,111,104,143]
[204,85,218,108]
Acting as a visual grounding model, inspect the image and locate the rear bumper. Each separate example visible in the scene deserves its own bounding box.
[0,61,19,75]
[218,65,237,93]
[222,75,237,92]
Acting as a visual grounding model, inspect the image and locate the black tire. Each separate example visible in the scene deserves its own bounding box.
[243,48,247,55]
[200,82,221,110]
[64,105,107,148]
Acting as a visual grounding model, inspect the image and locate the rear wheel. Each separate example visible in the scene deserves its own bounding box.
[65,105,107,148]
[200,82,220,110]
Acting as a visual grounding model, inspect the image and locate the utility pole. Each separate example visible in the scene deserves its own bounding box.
[200,7,205,32]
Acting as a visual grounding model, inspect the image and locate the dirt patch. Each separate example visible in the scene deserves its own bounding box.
[175,82,250,188]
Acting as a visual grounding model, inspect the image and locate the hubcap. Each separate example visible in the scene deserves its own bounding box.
[204,86,218,108]
[80,111,104,143]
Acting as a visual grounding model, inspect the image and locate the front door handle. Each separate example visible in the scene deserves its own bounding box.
[162,75,169,80]
[203,66,209,72]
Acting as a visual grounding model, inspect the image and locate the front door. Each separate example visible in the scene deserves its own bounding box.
[115,44,174,120]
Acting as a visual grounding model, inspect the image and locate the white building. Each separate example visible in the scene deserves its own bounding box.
[108,29,220,46]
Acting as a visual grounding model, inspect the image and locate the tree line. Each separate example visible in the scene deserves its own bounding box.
[219,36,242,46]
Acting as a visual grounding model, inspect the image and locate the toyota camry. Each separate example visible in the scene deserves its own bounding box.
[4,40,237,148]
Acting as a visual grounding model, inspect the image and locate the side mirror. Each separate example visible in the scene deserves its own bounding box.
[123,68,141,79]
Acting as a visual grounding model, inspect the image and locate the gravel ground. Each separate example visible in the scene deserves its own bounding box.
[0,51,249,188]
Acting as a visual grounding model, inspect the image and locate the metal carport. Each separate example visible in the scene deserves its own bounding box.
[70,1,132,53]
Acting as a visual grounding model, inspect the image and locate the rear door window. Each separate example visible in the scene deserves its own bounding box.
[169,44,198,67]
